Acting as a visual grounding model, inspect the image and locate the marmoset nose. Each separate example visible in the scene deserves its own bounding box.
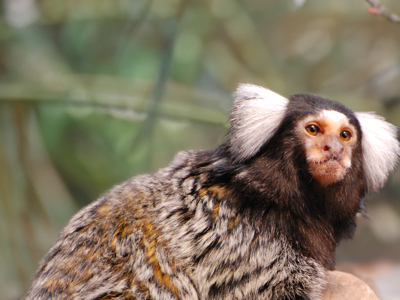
[323,138,344,154]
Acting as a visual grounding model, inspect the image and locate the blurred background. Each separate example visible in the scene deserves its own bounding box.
[1,0,400,299]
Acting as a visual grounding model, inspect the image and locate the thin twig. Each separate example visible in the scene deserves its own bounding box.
[365,0,400,23]
[113,0,155,67]
[130,1,189,165]
[0,81,227,125]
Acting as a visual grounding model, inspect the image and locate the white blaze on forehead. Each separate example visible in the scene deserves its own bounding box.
[319,110,349,128]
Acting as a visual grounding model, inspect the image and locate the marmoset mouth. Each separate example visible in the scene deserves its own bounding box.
[321,159,342,170]
[311,156,346,168]
[309,158,348,186]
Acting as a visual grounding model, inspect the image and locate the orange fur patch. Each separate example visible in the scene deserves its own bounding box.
[140,220,179,297]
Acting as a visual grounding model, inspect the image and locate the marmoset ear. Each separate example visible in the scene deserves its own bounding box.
[355,112,400,192]
[229,84,289,162]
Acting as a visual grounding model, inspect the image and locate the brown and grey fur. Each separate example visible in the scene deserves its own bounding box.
[25,84,400,300]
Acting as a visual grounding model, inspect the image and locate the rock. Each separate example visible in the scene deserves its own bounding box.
[322,270,379,300]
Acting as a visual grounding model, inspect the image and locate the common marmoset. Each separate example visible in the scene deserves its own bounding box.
[25,84,400,300]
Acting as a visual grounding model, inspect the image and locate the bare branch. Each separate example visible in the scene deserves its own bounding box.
[365,0,400,23]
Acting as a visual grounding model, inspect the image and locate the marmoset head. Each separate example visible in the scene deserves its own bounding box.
[228,84,400,192]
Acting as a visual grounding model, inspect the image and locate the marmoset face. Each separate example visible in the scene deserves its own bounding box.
[297,110,358,186]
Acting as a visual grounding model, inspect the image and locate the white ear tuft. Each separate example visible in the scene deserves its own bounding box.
[355,112,400,192]
[229,84,289,162]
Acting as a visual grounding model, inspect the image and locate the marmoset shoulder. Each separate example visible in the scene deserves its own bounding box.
[25,84,400,300]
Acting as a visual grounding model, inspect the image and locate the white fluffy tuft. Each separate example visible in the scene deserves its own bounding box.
[229,84,289,162]
[355,112,400,192]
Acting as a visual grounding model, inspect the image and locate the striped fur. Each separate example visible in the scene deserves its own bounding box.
[25,151,325,300]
